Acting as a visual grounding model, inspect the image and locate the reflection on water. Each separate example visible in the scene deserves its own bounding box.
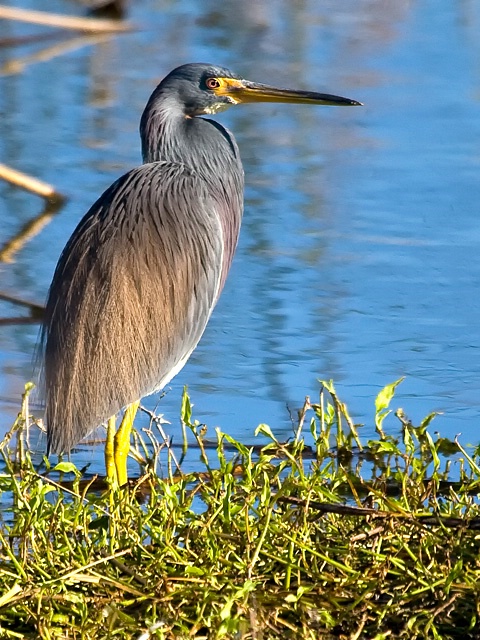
[1,0,480,474]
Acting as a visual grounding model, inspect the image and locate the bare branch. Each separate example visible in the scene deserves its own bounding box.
[0,6,132,33]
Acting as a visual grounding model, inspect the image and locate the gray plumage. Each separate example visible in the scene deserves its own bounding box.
[43,64,243,453]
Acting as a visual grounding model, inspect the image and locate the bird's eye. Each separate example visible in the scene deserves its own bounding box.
[206,77,220,90]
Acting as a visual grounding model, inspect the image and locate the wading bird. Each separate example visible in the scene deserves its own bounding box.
[42,63,361,485]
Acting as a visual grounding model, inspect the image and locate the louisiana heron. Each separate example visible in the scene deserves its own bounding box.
[42,62,361,485]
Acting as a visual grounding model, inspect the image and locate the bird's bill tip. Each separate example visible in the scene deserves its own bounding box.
[215,77,362,107]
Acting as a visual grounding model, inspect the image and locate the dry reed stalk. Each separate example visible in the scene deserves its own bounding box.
[0,5,132,33]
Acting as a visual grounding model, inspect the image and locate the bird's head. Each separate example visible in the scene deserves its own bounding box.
[158,62,362,117]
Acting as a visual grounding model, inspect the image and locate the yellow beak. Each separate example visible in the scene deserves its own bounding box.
[217,77,362,107]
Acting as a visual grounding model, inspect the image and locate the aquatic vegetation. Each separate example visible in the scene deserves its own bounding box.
[0,381,479,639]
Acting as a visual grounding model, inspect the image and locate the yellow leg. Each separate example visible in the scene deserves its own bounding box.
[105,416,118,486]
[113,400,140,487]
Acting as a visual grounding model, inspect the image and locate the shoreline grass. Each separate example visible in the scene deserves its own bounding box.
[0,381,479,639]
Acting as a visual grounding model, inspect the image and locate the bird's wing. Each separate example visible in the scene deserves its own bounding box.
[42,161,232,453]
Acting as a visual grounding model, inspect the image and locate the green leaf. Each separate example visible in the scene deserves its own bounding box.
[375,378,404,414]
[53,461,80,475]
[181,386,192,425]
[320,379,336,394]
[255,423,278,443]
[420,412,439,429]
[185,565,205,576]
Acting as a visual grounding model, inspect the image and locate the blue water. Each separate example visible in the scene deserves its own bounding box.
[1,0,480,474]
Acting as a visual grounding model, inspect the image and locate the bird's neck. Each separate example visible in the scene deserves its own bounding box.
[140,93,182,164]
[140,92,241,174]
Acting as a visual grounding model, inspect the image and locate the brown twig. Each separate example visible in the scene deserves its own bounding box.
[0,31,67,49]
[0,292,44,313]
[0,163,64,200]
[280,495,380,517]
[350,525,386,542]
[0,194,65,263]
[0,292,44,325]
[279,495,480,529]
[0,6,132,32]
[0,32,112,76]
